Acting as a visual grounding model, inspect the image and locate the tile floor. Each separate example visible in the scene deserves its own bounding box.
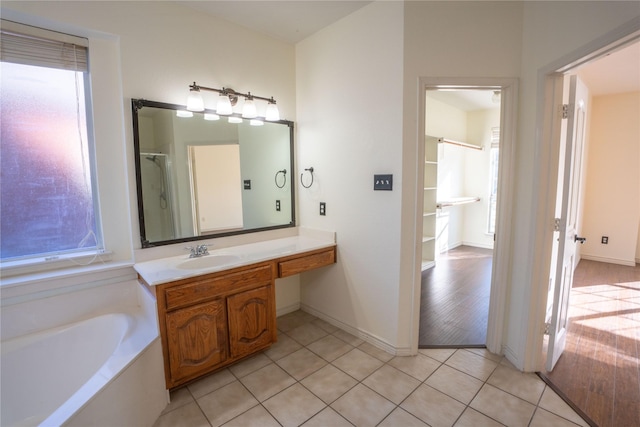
[153,310,589,427]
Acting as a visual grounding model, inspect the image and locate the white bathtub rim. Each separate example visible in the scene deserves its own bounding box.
[39,311,156,427]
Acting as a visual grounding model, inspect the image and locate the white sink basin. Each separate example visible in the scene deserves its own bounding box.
[176,255,241,270]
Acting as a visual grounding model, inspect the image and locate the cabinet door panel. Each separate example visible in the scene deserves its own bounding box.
[227,285,275,358]
[166,298,228,383]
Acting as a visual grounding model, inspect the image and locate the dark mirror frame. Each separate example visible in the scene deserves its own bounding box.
[131,98,296,248]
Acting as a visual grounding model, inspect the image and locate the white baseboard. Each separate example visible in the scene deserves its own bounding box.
[276,302,301,318]
[462,241,494,250]
[300,304,409,356]
[581,254,636,267]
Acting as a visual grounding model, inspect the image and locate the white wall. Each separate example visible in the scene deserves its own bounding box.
[296,1,406,351]
[464,108,500,249]
[2,1,301,312]
[581,92,640,265]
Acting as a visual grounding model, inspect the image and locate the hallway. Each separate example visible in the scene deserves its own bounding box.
[540,260,640,427]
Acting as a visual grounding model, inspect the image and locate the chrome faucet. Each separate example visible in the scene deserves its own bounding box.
[186,244,210,258]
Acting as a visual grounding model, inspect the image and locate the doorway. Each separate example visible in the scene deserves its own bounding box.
[538,38,640,427]
[418,87,506,348]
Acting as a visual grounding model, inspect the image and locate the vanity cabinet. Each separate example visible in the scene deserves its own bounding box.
[156,263,276,389]
[144,244,337,389]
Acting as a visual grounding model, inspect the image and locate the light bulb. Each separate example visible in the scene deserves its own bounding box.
[186,89,205,111]
[216,93,233,115]
[228,116,243,124]
[176,110,193,118]
[242,98,257,118]
[250,119,264,126]
[204,113,220,121]
[265,102,280,121]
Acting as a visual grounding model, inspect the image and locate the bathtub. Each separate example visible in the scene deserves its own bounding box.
[0,279,167,426]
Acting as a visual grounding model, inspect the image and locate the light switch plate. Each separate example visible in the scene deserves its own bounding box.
[374,174,393,190]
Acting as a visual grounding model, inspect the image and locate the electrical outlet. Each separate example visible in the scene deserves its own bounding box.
[601,236,608,244]
[319,202,326,216]
[276,200,281,211]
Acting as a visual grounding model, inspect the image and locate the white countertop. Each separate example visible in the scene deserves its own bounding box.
[134,233,335,286]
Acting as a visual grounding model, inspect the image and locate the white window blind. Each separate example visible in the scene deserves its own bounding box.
[0,20,88,71]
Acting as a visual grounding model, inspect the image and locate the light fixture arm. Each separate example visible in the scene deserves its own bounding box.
[189,82,276,105]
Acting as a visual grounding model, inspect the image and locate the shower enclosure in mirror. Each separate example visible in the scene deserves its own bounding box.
[132,99,295,247]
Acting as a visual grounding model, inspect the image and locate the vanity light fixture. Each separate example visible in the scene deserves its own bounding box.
[228,116,243,124]
[250,119,264,126]
[187,82,280,121]
[204,113,220,121]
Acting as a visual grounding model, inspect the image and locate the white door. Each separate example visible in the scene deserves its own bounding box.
[546,75,589,371]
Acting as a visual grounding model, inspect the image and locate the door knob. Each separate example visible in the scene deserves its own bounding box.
[574,236,586,244]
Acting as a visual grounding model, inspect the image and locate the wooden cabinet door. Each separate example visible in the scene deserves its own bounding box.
[166,298,228,384]
[227,285,276,358]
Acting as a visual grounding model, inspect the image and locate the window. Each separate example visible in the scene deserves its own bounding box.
[0,20,102,264]
[487,126,500,234]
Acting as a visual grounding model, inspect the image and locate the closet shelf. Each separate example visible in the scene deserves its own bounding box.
[437,196,480,209]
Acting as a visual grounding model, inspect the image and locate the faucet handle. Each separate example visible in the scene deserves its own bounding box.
[197,243,210,255]
[185,246,197,258]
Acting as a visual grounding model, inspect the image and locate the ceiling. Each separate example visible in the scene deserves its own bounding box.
[429,40,640,111]
[177,1,639,109]
[181,1,371,44]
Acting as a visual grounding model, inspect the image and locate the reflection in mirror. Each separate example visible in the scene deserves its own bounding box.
[132,99,295,247]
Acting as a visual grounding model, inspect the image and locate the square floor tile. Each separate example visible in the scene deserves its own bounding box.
[388,353,441,381]
[530,407,585,427]
[418,347,455,363]
[286,322,329,346]
[333,329,364,346]
[228,353,272,378]
[332,348,384,381]
[153,401,210,427]
[302,407,352,427]
[222,404,280,427]
[197,381,259,427]
[487,363,545,404]
[239,363,296,402]
[359,341,394,362]
[445,349,499,381]
[276,347,327,380]
[301,364,358,404]
[264,333,302,361]
[307,334,353,361]
[378,407,428,426]
[538,387,589,427]
[466,347,503,363]
[312,318,340,334]
[277,311,315,332]
[469,384,536,427]
[454,407,504,427]
[426,364,484,404]
[161,387,192,414]
[331,383,396,426]
[401,384,466,427]
[187,368,236,399]
[263,383,326,427]
[363,364,420,404]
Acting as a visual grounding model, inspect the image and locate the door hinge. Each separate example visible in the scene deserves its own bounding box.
[544,322,551,335]
[554,218,561,232]
[561,104,569,119]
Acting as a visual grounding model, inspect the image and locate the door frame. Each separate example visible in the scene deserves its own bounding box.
[528,21,640,372]
[412,77,519,355]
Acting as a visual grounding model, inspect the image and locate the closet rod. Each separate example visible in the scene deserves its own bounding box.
[440,138,483,151]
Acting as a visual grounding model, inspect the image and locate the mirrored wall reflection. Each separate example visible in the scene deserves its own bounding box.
[139,153,176,242]
[132,99,295,248]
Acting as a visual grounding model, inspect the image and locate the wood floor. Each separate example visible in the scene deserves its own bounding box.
[419,245,493,347]
[540,259,640,427]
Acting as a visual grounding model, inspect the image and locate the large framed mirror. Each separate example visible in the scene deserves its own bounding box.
[132,99,295,248]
